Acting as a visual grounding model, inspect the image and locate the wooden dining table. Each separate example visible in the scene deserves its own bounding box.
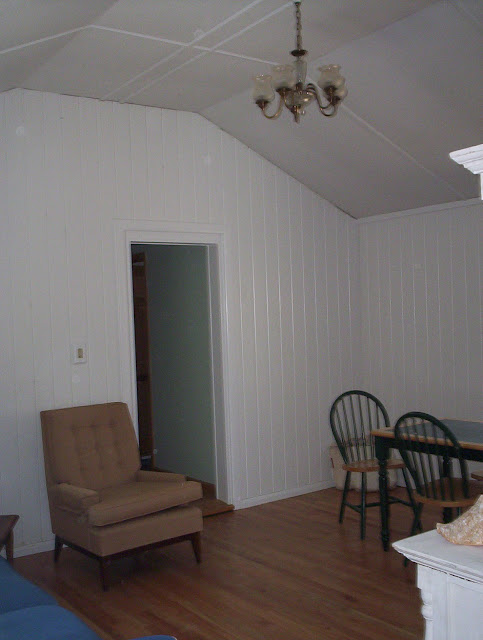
[371,419,483,551]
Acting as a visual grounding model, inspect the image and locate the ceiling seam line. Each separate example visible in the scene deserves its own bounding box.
[197,3,291,52]
[120,52,209,103]
[101,45,189,100]
[0,27,84,55]
[193,48,278,65]
[89,25,187,47]
[339,103,468,199]
[100,0,289,101]
[445,0,483,32]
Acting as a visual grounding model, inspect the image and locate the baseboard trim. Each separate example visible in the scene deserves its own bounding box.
[11,482,337,555]
[235,481,334,509]
[12,538,55,559]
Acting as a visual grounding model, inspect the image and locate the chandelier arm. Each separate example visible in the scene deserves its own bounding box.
[305,84,338,117]
[257,92,285,120]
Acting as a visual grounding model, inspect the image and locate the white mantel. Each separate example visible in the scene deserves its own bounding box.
[394,530,483,640]
[450,144,483,199]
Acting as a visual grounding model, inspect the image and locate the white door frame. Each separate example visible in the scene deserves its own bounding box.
[115,219,232,504]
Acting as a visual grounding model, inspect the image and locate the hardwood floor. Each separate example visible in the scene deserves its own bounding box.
[14,488,443,640]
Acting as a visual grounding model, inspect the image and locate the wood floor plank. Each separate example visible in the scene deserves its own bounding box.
[14,488,445,640]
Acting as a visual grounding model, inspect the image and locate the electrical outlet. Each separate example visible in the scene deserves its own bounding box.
[72,343,87,364]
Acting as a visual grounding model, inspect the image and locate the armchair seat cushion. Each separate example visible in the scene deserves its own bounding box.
[88,480,202,527]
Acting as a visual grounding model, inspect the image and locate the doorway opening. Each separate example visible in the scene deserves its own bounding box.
[130,242,233,517]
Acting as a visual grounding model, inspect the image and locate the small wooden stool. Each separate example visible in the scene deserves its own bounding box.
[0,515,19,563]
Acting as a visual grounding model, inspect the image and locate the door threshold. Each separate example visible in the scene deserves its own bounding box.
[191,480,234,517]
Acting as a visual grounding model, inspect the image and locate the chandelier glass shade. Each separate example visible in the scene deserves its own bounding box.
[252,0,347,123]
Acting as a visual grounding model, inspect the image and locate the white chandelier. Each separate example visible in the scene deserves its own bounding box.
[252,0,348,123]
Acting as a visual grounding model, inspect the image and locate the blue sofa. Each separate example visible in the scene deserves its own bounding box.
[0,556,175,640]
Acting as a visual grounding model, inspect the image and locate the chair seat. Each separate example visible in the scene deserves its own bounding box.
[88,480,202,526]
[342,458,405,474]
[471,471,483,481]
[416,478,481,508]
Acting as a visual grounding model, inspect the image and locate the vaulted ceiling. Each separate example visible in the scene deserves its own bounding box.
[1,0,481,217]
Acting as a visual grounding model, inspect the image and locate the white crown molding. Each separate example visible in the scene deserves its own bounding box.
[450,144,483,175]
[357,197,481,225]
[450,144,483,199]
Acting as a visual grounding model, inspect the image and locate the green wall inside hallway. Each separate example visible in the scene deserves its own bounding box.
[133,243,215,484]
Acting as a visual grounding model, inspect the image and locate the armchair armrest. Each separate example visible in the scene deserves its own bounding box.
[136,470,187,483]
[50,483,100,513]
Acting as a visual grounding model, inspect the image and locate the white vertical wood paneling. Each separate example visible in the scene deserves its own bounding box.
[42,93,73,408]
[5,90,37,547]
[113,101,134,221]
[324,205,343,398]
[302,189,319,485]
[193,114,209,223]
[145,106,164,220]
[291,181,310,487]
[1,88,359,551]
[80,97,109,405]
[359,202,482,422]
[98,100,122,402]
[266,162,286,494]
[177,110,196,223]
[161,110,180,222]
[240,146,260,499]
[61,95,91,405]
[22,90,53,542]
[207,123,224,226]
[465,212,482,413]
[129,106,149,220]
[277,172,298,490]
[0,92,23,537]
[251,153,271,495]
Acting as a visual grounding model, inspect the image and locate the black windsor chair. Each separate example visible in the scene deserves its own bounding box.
[329,390,415,540]
[394,411,480,541]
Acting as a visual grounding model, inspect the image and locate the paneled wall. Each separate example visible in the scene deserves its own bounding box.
[358,201,482,423]
[0,89,360,554]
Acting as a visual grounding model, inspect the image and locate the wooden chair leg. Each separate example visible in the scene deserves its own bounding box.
[409,504,423,537]
[360,472,367,540]
[54,536,63,563]
[339,472,351,523]
[401,467,422,532]
[404,504,424,567]
[99,557,111,591]
[443,507,453,524]
[190,532,202,564]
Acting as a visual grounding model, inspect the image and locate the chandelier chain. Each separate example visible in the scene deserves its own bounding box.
[295,1,303,53]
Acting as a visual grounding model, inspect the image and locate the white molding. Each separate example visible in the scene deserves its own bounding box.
[450,144,483,175]
[235,480,334,509]
[114,218,233,505]
[450,144,483,199]
[357,198,481,225]
[393,530,483,583]
[12,538,55,558]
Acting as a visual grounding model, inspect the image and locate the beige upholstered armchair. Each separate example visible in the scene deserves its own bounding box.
[40,402,202,590]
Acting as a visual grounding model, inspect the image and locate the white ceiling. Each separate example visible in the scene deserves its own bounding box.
[1,0,481,218]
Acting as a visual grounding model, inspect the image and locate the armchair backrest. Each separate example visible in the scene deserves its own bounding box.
[41,402,141,491]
